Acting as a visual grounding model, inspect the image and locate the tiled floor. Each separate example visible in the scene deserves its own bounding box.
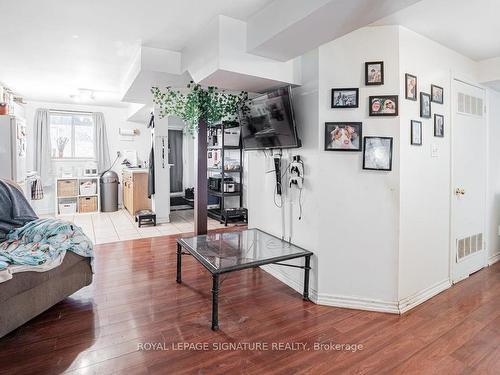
[48,209,231,244]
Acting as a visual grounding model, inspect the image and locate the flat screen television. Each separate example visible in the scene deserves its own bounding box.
[239,86,301,150]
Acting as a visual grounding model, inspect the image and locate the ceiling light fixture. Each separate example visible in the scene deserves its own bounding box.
[70,88,95,102]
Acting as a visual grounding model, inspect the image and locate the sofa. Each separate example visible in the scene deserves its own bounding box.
[0,252,93,338]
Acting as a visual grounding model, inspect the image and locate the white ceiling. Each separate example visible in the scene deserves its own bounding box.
[373,0,500,61]
[3,0,500,107]
[0,0,272,106]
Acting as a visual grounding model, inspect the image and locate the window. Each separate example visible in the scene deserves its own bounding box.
[50,112,95,159]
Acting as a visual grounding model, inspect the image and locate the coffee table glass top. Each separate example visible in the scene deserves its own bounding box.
[178,229,312,273]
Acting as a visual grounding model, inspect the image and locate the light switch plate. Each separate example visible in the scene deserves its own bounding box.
[431,144,439,158]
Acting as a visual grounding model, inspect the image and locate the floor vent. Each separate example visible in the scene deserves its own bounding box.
[457,233,483,260]
[458,92,483,117]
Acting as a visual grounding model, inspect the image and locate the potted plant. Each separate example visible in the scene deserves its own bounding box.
[151,82,248,235]
[151,82,248,134]
[56,137,69,158]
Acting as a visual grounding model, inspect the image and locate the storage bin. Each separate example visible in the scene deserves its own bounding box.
[57,179,78,197]
[58,198,77,215]
[79,196,97,213]
[224,158,240,171]
[80,180,97,195]
[223,128,240,146]
[223,181,239,193]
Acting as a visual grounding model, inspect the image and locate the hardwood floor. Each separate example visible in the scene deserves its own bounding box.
[0,229,499,375]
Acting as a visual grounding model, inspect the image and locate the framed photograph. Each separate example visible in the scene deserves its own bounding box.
[331,88,359,108]
[411,120,422,145]
[369,95,398,116]
[365,61,384,85]
[405,74,417,101]
[431,84,444,104]
[363,137,393,171]
[324,122,362,151]
[434,114,444,137]
[420,92,431,118]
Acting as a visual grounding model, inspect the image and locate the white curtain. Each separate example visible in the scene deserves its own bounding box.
[93,112,111,172]
[33,108,53,186]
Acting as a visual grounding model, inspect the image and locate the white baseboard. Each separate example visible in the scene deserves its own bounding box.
[317,293,400,314]
[261,265,451,315]
[260,264,398,313]
[397,279,451,314]
[260,264,319,302]
[488,252,500,266]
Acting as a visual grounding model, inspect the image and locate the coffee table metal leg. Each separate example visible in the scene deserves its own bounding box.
[303,255,311,301]
[176,243,182,283]
[211,274,219,330]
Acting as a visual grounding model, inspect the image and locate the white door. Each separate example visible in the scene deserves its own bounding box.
[451,79,487,283]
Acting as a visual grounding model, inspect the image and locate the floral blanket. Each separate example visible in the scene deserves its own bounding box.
[0,218,93,272]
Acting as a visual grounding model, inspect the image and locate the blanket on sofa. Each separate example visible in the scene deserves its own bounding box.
[0,218,94,283]
[0,179,38,240]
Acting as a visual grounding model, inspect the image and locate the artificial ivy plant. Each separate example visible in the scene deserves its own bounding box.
[151,82,248,136]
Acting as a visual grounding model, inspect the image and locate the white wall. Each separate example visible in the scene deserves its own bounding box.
[248,26,402,307]
[397,27,478,300]
[218,16,301,86]
[247,24,500,312]
[247,48,321,296]
[487,88,500,264]
[316,26,401,303]
[184,133,195,189]
[479,57,500,84]
[24,100,151,214]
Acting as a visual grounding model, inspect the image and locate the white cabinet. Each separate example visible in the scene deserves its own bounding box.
[55,176,100,215]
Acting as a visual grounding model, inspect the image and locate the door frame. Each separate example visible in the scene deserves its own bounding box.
[449,72,489,283]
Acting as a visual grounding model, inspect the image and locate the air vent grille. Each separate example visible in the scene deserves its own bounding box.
[457,233,483,260]
[457,92,484,117]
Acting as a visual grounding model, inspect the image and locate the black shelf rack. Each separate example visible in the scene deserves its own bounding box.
[207,121,243,223]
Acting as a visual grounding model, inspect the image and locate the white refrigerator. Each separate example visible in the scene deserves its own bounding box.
[0,115,27,191]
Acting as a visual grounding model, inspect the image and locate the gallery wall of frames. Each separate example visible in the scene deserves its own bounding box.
[326,60,445,171]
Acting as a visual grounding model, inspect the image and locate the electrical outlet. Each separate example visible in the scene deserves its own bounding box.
[290,161,304,177]
[431,144,439,158]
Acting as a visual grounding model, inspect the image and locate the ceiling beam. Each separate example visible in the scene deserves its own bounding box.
[479,57,500,85]
[247,0,422,61]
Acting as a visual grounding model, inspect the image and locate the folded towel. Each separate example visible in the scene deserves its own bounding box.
[30,177,44,200]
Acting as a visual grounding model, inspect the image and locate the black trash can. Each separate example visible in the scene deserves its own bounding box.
[100,170,119,212]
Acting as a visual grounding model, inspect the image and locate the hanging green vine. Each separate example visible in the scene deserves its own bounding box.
[151,82,248,136]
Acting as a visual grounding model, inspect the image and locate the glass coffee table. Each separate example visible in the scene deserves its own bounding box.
[176,228,313,330]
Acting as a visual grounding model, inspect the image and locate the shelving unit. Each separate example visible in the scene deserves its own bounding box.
[207,121,244,223]
[55,176,100,215]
